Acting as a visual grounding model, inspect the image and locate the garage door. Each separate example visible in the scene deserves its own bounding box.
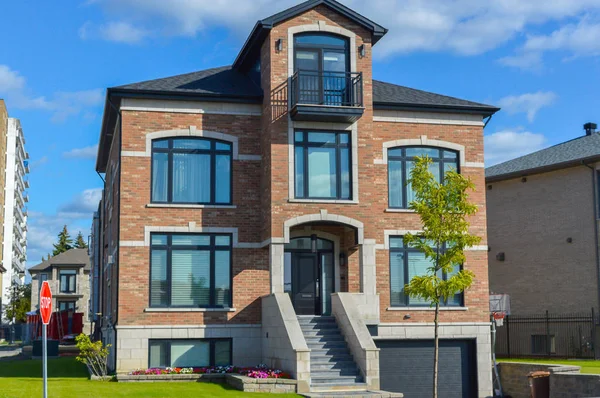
[376,339,477,398]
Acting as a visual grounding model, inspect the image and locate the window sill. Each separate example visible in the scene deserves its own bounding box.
[146,204,237,209]
[385,208,416,213]
[386,307,468,311]
[288,199,358,204]
[144,308,237,313]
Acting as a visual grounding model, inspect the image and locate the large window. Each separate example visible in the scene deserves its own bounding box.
[58,301,76,312]
[389,236,463,307]
[294,130,351,200]
[388,147,458,209]
[151,138,232,205]
[59,270,77,293]
[149,339,232,368]
[150,234,232,308]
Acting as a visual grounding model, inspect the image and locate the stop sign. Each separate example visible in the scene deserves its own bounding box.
[40,281,52,325]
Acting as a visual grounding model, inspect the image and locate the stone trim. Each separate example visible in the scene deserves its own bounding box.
[146,204,237,209]
[144,308,236,313]
[383,230,487,251]
[287,120,359,203]
[119,225,266,248]
[120,98,262,116]
[386,307,468,311]
[119,126,260,161]
[373,110,484,127]
[374,136,467,167]
[116,324,261,330]
[282,211,364,244]
[385,208,416,213]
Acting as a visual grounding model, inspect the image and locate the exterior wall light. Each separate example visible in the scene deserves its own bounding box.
[496,252,505,262]
[311,234,317,253]
[275,38,283,53]
[339,252,346,266]
[359,44,366,58]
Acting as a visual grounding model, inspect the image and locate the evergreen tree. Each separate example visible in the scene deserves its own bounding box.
[52,225,73,256]
[4,282,32,323]
[41,255,45,262]
[75,231,88,249]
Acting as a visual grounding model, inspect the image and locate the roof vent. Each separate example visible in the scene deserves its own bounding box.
[584,122,597,136]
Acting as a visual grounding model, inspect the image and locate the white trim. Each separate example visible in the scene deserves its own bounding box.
[119,225,268,248]
[144,308,237,313]
[146,204,237,209]
[378,322,490,327]
[375,136,467,166]
[386,307,468,311]
[373,110,484,126]
[466,245,489,251]
[288,121,359,202]
[121,151,146,157]
[121,98,261,116]
[116,324,261,330]
[383,230,422,249]
[385,208,416,213]
[464,162,485,168]
[287,22,357,78]
[282,212,364,244]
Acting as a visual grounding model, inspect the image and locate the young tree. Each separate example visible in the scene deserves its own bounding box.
[74,231,88,249]
[404,156,480,398]
[53,225,73,256]
[4,282,32,323]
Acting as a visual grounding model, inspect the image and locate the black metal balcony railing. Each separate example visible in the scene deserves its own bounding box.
[291,70,363,108]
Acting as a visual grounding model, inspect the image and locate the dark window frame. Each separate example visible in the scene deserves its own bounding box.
[294,130,352,200]
[389,236,464,308]
[149,233,233,309]
[387,146,460,209]
[58,301,76,312]
[150,137,233,205]
[59,270,77,293]
[148,338,232,368]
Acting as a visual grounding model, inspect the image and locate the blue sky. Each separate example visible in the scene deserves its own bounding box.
[0,0,599,268]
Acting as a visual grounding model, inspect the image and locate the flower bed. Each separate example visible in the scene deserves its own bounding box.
[129,364,291,379]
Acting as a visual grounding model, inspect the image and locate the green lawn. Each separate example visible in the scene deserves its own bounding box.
[0,358,298,398]
[499,358,600,374]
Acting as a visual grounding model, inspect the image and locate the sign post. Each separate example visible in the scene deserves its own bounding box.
[40,281,52,398]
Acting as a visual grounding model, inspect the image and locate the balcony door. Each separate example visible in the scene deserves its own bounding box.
[294,33,349,106]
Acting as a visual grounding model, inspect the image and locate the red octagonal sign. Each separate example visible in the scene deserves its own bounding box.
[40,281,53,325]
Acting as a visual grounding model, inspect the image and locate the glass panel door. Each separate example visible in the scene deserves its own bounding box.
[295,50,320,104]
[323,51,347,105]
[321,253,334,315]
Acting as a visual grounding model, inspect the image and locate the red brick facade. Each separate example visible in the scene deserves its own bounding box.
[99,3,490,337]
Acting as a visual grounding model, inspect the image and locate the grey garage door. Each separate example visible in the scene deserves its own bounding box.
[376,339,477,398]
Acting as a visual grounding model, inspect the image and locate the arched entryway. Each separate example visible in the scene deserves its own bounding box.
[284,236,335,315]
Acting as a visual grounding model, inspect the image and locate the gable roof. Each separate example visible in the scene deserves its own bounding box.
[486,132,600,182]
[233,0,388,71]
[28,249,90,273]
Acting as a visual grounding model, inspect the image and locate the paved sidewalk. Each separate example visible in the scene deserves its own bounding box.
[0,345,22,360]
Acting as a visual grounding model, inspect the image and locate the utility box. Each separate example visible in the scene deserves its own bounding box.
[32,339,59,358]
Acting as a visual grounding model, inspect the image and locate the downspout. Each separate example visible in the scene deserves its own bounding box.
[583,161,600,319]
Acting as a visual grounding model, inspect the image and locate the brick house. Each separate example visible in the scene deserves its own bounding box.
[29,248,91,332]
[91,0,499,395]
[487,123,600,315]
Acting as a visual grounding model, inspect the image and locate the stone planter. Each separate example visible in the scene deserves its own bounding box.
[116,373,298,393]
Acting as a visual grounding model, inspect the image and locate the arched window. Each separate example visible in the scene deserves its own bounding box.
[151,138,232,205]
[388,146,459,209]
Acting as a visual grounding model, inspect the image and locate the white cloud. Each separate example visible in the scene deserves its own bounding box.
[63,144,99,160]
[29,156,49,171]
[524,17,600,56]
[498,51,543,70]
[80,21,149,44]
[497,91,557,122]
[0,64,103,122]
[83,0,600,59]
[58,188,103,216]
[485,129,547,166]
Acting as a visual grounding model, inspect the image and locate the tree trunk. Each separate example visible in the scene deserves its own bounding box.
[433,300,440,398]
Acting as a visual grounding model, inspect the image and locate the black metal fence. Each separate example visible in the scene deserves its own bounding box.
[495,310,597,359]
[291,70,363,107]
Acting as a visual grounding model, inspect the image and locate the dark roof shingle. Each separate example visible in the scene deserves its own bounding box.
[29,249,90,272]
[486,133,600,181]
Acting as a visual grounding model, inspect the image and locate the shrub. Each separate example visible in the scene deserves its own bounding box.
[75,334,111,379]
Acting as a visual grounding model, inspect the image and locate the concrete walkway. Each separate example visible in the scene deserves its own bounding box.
[0,345,22,360]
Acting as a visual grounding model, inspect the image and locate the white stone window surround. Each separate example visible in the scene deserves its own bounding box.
[120,125,261,161]
[373,135,485,169]
[119,223,267,249]
[373,110,484,127]
[287,121,359,203]
[286,22,360,204]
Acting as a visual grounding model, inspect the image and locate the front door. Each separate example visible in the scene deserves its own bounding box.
[292,253,319,315]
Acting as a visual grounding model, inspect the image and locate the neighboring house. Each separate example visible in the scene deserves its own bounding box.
[0,99,29,321]
[487,123,600,315]
[29,249,91,331]
[90,0,499,395]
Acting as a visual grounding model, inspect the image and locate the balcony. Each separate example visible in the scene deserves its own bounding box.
[290,70,364,123]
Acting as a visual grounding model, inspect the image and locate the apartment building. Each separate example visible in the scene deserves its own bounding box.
[0,99,29,320]
[91,1,499,396]
[487,123,600,315]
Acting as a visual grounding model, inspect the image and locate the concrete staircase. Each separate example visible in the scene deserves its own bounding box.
[298,315,367,393]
